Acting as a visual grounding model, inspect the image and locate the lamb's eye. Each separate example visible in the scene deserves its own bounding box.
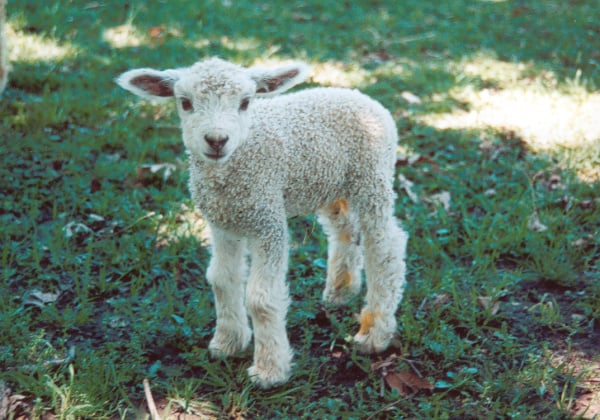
[180,97,193,112]
[239,98,250,112]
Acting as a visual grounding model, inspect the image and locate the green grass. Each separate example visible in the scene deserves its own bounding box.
[1,0,599,418]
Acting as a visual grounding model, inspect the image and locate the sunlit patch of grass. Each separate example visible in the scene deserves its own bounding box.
[6,24,78,63]
[310,61,374,88]
[424,87,600,149]
[103,23,148,49]
[417,53,600,180]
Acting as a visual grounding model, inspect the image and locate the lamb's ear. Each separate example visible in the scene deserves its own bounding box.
[116,68,180,100]
[249,62,311,97]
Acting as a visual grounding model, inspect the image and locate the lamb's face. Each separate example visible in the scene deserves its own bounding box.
[174,66,257,163]
[117,57,310,164]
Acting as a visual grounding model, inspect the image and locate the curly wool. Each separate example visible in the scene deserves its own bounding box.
[117,58,409,389]
[188,86,398,232]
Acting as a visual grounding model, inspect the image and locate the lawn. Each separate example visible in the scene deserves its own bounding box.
[1,0,599,418]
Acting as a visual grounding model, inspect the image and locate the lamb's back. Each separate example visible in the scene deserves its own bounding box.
[251,88,397,216]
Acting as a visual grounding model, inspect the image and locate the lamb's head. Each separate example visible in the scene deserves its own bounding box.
[117,58,310,163]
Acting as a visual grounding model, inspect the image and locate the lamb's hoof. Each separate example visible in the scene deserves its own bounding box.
[208,328,251,358]
[353,331,392,354]
[247,363,291,389]
[247,344,293,388]
[353,310,396,354]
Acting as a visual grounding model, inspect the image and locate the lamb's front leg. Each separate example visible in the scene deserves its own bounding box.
[207,228,251,358]
[246,224,293,388]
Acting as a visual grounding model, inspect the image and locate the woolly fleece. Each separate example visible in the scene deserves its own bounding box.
[117,58,409,388]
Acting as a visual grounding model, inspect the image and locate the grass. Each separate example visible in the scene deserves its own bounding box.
[1,0,599,418]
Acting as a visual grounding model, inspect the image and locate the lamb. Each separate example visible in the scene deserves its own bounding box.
[117,57,409,388]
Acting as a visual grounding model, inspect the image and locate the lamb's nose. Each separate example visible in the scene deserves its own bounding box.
[204,134,229,152]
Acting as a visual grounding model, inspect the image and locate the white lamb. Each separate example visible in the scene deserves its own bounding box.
[117,57,409,388]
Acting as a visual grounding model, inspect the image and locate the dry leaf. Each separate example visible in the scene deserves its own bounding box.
[83,2,103,10]
[433,293,451,308]
[108,316,129,329]
[371,354,399,372]
[89,213,105,222]
[398,174,419,203]
[401,91,422,105]
[62,221,93,238]
[148,26,165,38]
[527,212,548,233]
[90,177,102,193]
[477,296,501,315]
[548,174,566,191]
[571,314,586,323]
[331,350,343,359]
[384,372,413,396]
[137,163,177,182]
[571,235,594,248]
[372,355,433,397]
[396,370,434,391]
[484,188,497,197]
[426,191,451,211]
[396,150,421,166]
[385,370,433,397]
[25,290,59,307]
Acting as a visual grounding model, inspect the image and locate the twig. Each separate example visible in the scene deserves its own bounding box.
[120,211,156,234]
[398,356,424,378]
[143,378,160,420]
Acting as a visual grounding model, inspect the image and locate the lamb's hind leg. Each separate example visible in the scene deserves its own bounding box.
[354,205,409,353]
[318,199,363,305]
[207,227,252,358]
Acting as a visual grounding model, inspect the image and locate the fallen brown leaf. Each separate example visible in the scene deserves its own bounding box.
[148,26,165,39]
[384,371,413,397]
[90,177,102,193]
[331,350,343,359]
[371,354,433,397]
[396,370,434,391]
[384,370,433,397]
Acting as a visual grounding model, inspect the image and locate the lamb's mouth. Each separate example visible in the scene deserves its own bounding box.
[204,152,225,161]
